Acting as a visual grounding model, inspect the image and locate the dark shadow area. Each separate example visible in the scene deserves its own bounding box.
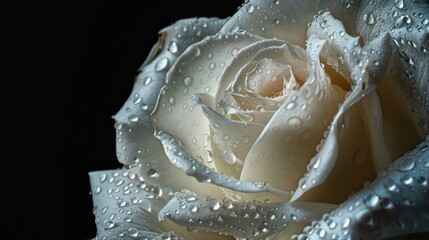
[1,0,242,239]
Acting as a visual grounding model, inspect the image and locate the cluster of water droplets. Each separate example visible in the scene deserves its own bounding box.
[89,168,185,240]
[357,0,429,134]
[159,189,336,239]
[113,17,226,166]
[293,138,429,239]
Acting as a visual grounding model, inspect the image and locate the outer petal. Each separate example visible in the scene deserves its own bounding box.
[155,130,289,198]
[357,0,429,134]
[295,138,429,239]
[89,168,232,240]
[159,190,337,239]
[113,18,228,197]
[220,0,361,47]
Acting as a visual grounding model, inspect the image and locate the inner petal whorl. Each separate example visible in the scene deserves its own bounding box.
[245,58,300,99]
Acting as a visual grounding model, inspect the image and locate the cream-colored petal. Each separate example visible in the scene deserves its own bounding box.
[152,32,262,167]
[240,58,345,202]
[220,0,361,47]
[115,17,225,166]
[112,18,229,198]
[193,94,264,179]
[357,0,429,134]
[224,42,312,113]
[159,190,337,239]
[294,139,429,239]
[296,93,389,204]
[155,130,289,198]
[89,168,231,240]
[377,54,424,160]
[290,12,378,202]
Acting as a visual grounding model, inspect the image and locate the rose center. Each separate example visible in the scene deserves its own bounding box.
[245,58,300,98]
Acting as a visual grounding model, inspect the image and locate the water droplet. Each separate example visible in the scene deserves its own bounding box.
[341,217,351,229]
[317,229,326,238]
[373,60,380,66]
[189,204,198,213]
[94,186,102,194]
[128,115,139,123]
[185,191,197,202]
[381,197,394,209]
[273,0,280,5]
[128,227,139,238]
[204,86,211,92]
[169,97,176,105]
[395,15,412,27]
[327,219,337,229]
[147,168,159,178]
[143,76,152,86]
[396,157,415,171]
[384,178,399,192]
[272,17,280,25]
[102,219,116,229]
[223,200,234,209]
[183,76,193,86]
[209,62,216,70]
[208,198,221,210]
[285,102,296,110]
[288,117,302,127]
[363,193,379,208]
[155,57,169,72]
[400,174,414,186]
[363,13,375,25]
[394,0,404,9]
[341,0,351,8]
[246,4,255,13]
[167,41,179,54]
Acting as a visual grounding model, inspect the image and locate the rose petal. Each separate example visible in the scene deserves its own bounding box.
[89,168,231,240]
[159,190,337,239]
[151,32,262,168]
[294,139,429,239]
[89,168,173,239]
[239,40,345,201]
[357,0,429,133]
[220,0,361,47]
[290,12,378,202]
[193,93,264,179]
[112,18,231,198]
[155,130,290,199]
[228,43,312,111]
[115,17,225,165]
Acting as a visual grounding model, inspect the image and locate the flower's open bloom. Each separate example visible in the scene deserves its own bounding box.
[89,0,429,239]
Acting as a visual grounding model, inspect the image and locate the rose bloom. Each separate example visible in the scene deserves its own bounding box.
[89,0,429,239]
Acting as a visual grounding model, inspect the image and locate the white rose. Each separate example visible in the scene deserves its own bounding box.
[89,0,429,239]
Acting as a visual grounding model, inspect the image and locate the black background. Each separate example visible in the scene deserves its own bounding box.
[2,1,242,239]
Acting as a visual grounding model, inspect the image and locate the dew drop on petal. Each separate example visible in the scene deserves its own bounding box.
[362,193,379,208]
[342,217,351,229]
[363,13,375,25]
[155,57,169,72]
[128,227,139,238]
[394,0,404,9]
[246,4,255,13]
[383,178,399,192]
[143,76,152,86]
[183,76,193,87]
[395,157,415,171]
[167,41,179,54]
[147,168,159,178]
